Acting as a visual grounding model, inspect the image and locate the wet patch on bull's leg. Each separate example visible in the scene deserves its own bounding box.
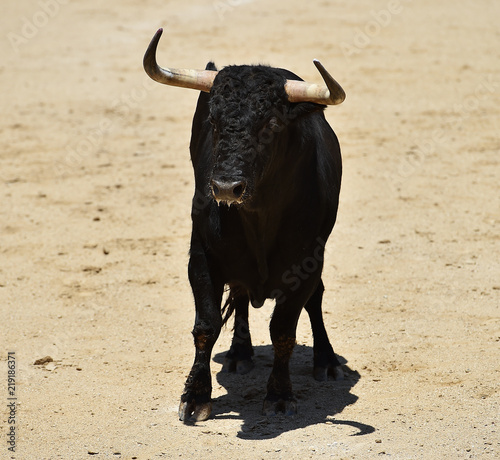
[263,336,297,416]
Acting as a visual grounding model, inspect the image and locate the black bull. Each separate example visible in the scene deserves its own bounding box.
[143,30,346,422]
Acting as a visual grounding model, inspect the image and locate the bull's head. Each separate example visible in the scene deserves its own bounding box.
[144,28,345,207]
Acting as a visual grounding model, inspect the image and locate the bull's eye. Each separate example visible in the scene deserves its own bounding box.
[257,117,281,146]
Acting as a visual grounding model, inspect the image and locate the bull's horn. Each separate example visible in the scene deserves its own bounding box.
[285,59,345,105]
[143,28,217,92]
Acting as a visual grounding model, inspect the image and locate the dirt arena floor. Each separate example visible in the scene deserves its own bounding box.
[1,0,499,458]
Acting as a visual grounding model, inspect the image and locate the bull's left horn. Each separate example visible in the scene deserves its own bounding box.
[285,59,345,105]
[143,28,217,93]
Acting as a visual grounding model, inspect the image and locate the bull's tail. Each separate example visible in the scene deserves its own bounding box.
[221,285,246,326]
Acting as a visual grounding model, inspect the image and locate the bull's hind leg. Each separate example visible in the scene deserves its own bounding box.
[222,294,255,375]
[304,279,344,382]
[179,238,224,422]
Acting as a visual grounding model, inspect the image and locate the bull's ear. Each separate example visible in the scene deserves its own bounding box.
[289,101,326,119]
[206,61,217,71]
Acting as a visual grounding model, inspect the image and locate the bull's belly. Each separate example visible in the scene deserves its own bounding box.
[217,247,322,309]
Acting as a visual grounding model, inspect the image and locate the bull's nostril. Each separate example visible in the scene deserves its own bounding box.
[232,183,245,199]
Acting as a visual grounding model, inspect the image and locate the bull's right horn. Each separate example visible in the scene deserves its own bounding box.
[143,28,217,93]
[285,60,346,105]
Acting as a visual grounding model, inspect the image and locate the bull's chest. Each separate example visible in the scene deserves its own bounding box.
[209,218,296,306]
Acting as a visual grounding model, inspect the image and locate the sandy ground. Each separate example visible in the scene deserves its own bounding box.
[1,0,499,458]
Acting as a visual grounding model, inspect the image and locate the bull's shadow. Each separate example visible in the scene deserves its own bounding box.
[211,344,374,439]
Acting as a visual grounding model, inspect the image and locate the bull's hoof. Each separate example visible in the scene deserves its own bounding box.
[262,397,297,417]
[178,400,212,422]
[236,359,255,374]
[313,364,344,382]
[222,357,255,374]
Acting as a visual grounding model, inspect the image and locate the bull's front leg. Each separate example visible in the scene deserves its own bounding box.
[263,296,305,417]
[178,237,223,422]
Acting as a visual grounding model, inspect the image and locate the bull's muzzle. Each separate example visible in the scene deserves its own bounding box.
[211,178,246,205]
